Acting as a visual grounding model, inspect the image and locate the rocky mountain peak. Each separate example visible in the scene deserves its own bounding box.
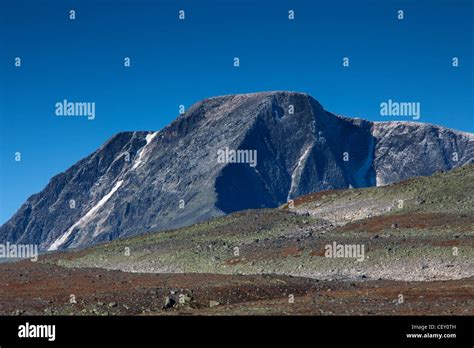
[1,91,472,251]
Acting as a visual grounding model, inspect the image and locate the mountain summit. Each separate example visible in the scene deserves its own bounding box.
[1,91,472,250]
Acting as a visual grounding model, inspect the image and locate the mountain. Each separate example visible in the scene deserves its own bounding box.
[1,91,472,251]
[45,163,474,282]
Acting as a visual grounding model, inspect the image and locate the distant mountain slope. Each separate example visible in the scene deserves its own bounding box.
[45,164,474,282]
[1,91,473,250]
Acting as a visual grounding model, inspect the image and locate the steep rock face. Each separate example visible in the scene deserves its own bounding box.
[0,91,472,250]
[0,132,148,248]
[372,122,473,185]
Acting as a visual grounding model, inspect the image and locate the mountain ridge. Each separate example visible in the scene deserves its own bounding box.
[1,91,472,251]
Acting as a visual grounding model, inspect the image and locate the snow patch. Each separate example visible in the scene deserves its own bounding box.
[287,144,313,201]
[48,180,124,251]
[132,131,159,170]
[375,172,385,187]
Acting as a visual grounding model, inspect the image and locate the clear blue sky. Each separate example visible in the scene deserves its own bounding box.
[1,0,473,224]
